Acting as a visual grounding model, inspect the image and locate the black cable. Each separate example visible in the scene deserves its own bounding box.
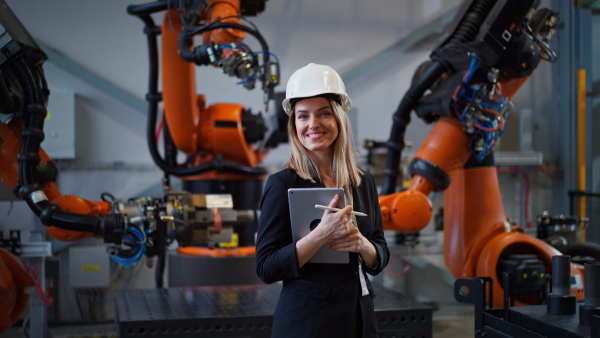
[381,61,447,195]
[126,1,171,17]
[101,192,116,202]
[14,60,47,200]
[155,248,165,288]
[179,21,270,73]
[239,15,260,33]
[445,0,494,46]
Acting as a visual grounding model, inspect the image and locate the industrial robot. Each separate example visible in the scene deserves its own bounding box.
[377,0,589,308]
[0,0,280,333]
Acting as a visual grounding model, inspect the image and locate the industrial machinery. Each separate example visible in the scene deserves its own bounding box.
[378,0,589,309]
[126,0,283,287]
[0,0,280,333]
[454,256,600,337]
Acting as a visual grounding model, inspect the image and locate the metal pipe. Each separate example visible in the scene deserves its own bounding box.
[580,262,600,326]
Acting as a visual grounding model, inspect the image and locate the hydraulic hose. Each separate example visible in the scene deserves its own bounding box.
[381,61,446,195]
[162,117,178,168]
[14,59,47,197]
[126,1,169,17]
[381,0,495,195]
[442,0,495,47]
[178,21,271,86]
[12,58,123,239]
[561,242,600,263]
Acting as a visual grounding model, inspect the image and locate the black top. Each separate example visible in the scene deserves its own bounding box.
[256,168,390,337]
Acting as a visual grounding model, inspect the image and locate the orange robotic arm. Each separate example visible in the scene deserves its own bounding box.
[379,117,471,233]
[379,0,584,308]
[202,0,247,45]
[128,0,278,181]
[160,1,263,170]
[127,1,279,253]
[0,118,112,241]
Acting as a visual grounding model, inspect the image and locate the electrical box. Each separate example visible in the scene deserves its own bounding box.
[43,89,76,159]
[69,245,110,288]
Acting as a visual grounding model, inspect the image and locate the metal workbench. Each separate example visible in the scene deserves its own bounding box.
[115,282,432,337]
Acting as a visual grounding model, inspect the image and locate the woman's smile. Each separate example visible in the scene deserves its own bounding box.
[306,131,325,140]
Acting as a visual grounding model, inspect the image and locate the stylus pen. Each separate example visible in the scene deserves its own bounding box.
[315,204,368,217]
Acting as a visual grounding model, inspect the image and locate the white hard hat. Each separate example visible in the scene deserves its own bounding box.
[282,63,352,115]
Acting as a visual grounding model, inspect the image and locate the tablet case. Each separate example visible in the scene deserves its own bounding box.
[288,187,350,264]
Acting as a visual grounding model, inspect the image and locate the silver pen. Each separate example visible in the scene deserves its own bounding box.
[314,204,368,217]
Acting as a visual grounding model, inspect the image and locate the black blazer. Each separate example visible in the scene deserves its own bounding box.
[256,168,390,338]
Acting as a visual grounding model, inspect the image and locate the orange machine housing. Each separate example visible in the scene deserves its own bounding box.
[0,248,34,335]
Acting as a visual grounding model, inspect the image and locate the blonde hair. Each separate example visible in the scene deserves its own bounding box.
[284,97,363,195]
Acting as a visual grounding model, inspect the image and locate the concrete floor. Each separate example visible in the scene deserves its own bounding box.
[432,303,476,337]
[433,319,476,338]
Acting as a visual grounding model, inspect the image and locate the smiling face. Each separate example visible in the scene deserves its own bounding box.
[293,96,339,158]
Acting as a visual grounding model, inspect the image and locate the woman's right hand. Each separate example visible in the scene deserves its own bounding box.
[314,194,355,242]
[295,194,354,267]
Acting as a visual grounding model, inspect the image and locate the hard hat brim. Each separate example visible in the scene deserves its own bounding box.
[282,94,352,115]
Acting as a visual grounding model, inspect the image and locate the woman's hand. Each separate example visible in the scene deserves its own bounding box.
[327,219,379,268]
[313,194,354,242]
[296,194,354,267]
[298,194,378,268]
[329,227,375,254]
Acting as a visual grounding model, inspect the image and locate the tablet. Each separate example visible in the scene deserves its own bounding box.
[288,187,350,264]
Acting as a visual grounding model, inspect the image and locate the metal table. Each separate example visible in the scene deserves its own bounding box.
[115,283,432,337]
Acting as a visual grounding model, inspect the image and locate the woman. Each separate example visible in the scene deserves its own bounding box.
[255,63,390,337]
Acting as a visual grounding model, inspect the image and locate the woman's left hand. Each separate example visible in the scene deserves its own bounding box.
[328,225,379,268]
[327,227,371,254]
